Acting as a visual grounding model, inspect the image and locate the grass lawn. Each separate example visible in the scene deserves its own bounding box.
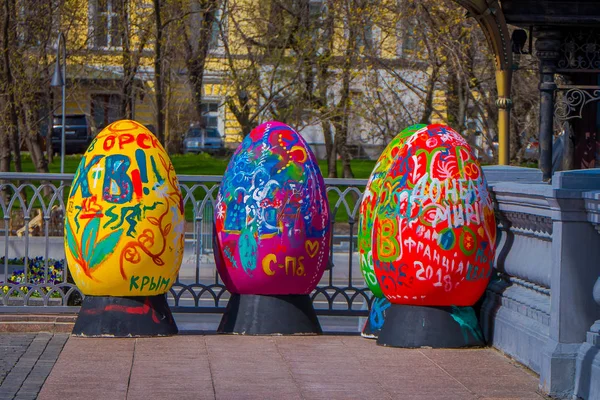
[16,153,377,179]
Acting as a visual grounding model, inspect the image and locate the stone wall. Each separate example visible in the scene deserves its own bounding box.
[481,168,600,399]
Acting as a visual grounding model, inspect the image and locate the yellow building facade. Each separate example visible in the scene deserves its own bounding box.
[57,0,449,150]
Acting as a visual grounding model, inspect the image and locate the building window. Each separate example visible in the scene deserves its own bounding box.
[356,21,373,50]
[208,8,222,50]
[201,102,219,129]
[91,94,123,131]
[397,19,417,57]
[90,0,124,48]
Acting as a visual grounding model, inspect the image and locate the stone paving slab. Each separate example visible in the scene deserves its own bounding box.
[0,333,68,400]
[39,335,548,400]
[0,334,36,387]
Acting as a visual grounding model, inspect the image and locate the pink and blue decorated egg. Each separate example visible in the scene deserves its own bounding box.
[371,124,496,306]
[214,121,330,295]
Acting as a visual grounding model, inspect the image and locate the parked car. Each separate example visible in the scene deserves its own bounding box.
[51,114,93,154]
[182,127,224,155]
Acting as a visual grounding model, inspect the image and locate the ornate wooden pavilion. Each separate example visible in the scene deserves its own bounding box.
[455,0,600,181]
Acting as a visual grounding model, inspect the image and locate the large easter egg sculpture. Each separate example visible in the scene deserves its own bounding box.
[65,120,185,337]
[215,121,330,335]
[370,124,496,348]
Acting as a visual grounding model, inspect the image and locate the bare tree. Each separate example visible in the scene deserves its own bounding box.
[152,0,165,143]
[114,0,153,118]
[220,0,306,137]
[0,0,92,173]
[175,0,222,125]
[1,0,21,172]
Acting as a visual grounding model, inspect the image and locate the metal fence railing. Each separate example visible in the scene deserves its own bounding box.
[0,173,371,316]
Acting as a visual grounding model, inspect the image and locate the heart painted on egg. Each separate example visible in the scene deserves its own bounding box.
[306,240,319,258]
[290,146,307,163]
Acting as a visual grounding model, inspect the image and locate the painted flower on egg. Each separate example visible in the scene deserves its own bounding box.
[64,120,185,296]
[214,121,330,295]
[371,124,496,306]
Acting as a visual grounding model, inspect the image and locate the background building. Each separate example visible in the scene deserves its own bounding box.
[0,0,536,176]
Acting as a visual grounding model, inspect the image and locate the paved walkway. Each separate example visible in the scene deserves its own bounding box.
[37,335,546,400]
[0,333,68,400]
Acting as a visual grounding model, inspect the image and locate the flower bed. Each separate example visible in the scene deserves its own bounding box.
[1,257,65,298]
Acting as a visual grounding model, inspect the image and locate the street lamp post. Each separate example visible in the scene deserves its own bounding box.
[51,32,66,174]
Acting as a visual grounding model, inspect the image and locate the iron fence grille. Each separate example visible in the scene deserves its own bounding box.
[0,173,371,316]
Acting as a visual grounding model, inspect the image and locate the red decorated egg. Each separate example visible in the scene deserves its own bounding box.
[372,124,496,306]
[214,121,330,294]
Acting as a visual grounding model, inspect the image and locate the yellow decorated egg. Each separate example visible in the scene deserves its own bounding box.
[64,120,185,296]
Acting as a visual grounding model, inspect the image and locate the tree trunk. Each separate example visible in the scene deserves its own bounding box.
[164,77,179,153]
[333,119,353,178]
[118,0,141,120]
[332,14,355,179]
[226,93,255,137]
[446,71,459,127]
[40,1,53,164]
[121,78,134,119]
[456,78,468,134]
[2,0,19,172]
[0,99,11,173]
[22,103,48,173]
[321,120,336,178]
[317,66,336,177]
[153,0,165,144]
[8,101,20,172]
[0,0,12,175]
[120,8,134,119]
[315,5,336,177]
[188,61,207,126]
[419,65,438,124]
[185,0,218,124]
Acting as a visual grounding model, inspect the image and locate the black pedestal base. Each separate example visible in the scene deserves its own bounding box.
[218,294,322,335]
[361,297,391,339]
[377,304,485,348]
[72,295,178,337]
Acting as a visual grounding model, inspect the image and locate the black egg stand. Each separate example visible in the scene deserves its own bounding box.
[217,293,322,335]
[72,294,178,337]
[376,304,485,348]
[359,287,485,347]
